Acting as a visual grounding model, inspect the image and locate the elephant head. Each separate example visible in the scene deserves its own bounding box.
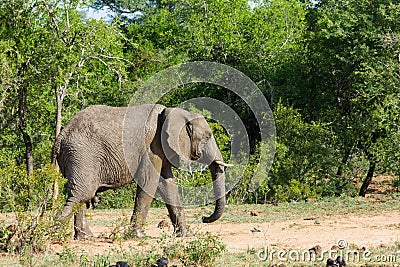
[161,107,230,223]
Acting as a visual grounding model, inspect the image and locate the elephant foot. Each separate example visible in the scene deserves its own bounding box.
[74,226,94,240]
[133,229,146,238]
[125,226,146,239]
[174,226,193,237]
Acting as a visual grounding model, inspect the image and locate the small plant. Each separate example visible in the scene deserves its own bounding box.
[131,250,163,267]
[0,222,14,252]
[108,214,151,241]
[108,215,130,241]
[57,247,78,264]
[5,197,70,254]
[79,250,90,267]
[392,177,400,192]
[92,253,112,267]
[160,231,226,267]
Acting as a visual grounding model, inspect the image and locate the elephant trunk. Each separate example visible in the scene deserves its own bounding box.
[202,161,226,223]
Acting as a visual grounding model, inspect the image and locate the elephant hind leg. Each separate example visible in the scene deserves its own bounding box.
[74,204,93,239]
[56,185,97,239]
[57,156,99,239]
[55,200,93,240]
[67,194,95,239]
[55,200,75,224]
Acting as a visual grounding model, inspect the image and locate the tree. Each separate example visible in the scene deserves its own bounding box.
[39,0,129,153]
[0,0,45,173]
[304,0,400,196]
[0,0,130,174]
[124,0,307,141]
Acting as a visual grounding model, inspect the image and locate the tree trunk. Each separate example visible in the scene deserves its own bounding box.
[52,86,63,169]
[52,85,64,203]
[359,132,380,197]
[336,148,350,177]
[359,157,376,197]
[17,83,34,174]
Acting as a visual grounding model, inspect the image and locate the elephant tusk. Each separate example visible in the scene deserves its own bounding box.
[214,160,233,167]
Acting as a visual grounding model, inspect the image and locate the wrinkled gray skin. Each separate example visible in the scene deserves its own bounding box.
[53,104,227,239]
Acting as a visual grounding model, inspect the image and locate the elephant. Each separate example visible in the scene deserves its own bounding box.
[53,104,230,239]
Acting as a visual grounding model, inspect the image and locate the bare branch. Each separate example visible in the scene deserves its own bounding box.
[40,0,71,46]
[96,53,134,65]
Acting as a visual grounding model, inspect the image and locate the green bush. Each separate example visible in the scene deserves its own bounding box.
[228,144,270,204]
[97,184,136,209]
[266,103,340,201]
[273,179,319,202]
[0,164,65,212]
[161,231,226,267]
[0,164,69,253]
[392,177,400,192]
[226,102,356,204]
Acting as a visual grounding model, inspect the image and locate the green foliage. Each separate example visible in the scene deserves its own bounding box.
[97,184,136,209]
[0,0,399,213]
[109,223,226,266]
[267,103,340,201]
[392,177,400,192]
[3,230,226,266]
[303,0,400,195]
[228,143,269,204]
[0,164,65,212]
[46,246,122,267]
[0,164,69,254]
[9,209,69,255]
[0,0,129,170]
[160,232,226,267]
[273,179,317,203]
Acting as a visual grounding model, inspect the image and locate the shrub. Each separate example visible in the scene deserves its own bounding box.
[228,143,271,204]
[0,164,69,253]
[267,103,339,201]
[97,184,136,209]
[161,231,226,267]
[392,177,400,192]
[108,231,226,267]
[0,164,66,212]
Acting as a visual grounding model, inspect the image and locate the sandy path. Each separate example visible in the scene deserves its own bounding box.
[197,212,400,252]
[42,209,400,255]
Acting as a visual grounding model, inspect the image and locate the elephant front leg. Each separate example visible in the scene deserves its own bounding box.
[159,167,188,237]
[131,156,162,238]
[131,180,159,238]
[74,204,93,239]
[165,202,188,237]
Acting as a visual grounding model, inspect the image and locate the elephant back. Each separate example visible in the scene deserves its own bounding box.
[55,104,166,188]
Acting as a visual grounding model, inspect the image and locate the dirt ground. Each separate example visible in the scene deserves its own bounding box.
[38,207,399,256]
[198,212,400,252]
[1,176,399,260]
[43,176,400,256]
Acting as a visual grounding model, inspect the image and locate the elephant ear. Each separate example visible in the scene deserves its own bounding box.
[161,108,195,167]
